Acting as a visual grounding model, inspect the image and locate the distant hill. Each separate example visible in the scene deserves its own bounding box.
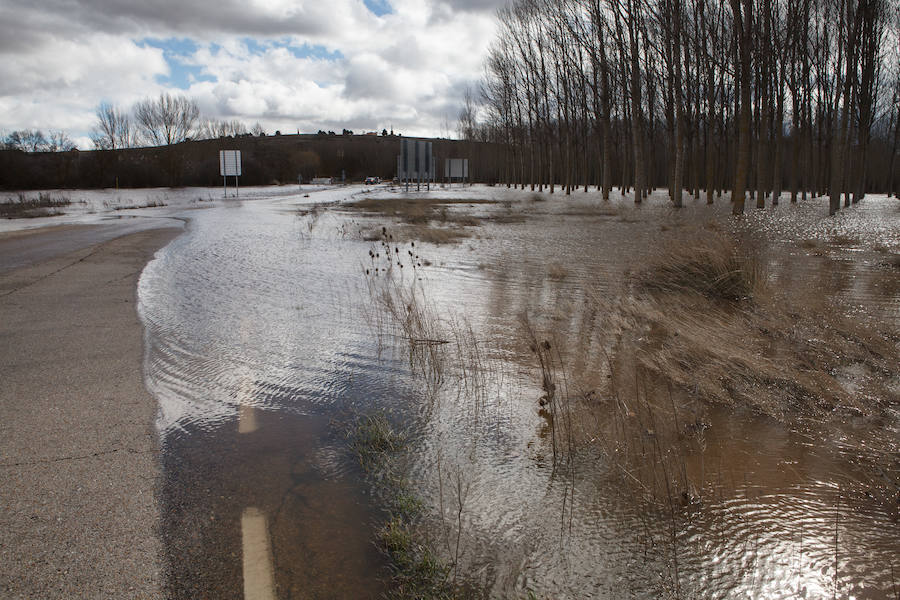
[0,134,503,190]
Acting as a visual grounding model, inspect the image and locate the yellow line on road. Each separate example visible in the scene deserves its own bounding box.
[238,404,258,434]
[241,507,276,600]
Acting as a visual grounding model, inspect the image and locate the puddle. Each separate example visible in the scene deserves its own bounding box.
[137,188,899,597]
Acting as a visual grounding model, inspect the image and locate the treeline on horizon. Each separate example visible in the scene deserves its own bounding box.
[472,0,900,213]
[0,134,506,190]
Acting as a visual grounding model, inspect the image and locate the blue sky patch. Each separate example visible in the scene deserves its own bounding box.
[240,37,343,61]
[138,37,214,89]
[363,0,392,17]
[137,36,344,90]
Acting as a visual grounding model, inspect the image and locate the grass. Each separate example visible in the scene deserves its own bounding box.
[0,192,71,218]
[831,233,860,246]
[359,229,510,597]
[351,413,404,470]
[637,232,765,302]
[347,198,491,245]
[348,196,495,218]
[882,254,900,269]
[348,412,467,600]
[620,230,899,425]
[512,225,899,505]
[407,224,472,245]
[378,516,456,600]
[358,221,474,246]
[114,200,167,210]
[799,238,821,250]
[354,200,899,596]
[547,262,569,280]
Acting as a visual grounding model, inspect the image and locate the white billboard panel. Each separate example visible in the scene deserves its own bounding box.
[219,150,242,176]
[445,158,468,178]
[399,140,432,179]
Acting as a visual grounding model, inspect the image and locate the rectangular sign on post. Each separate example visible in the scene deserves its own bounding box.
[445,158,468,178]
[219,150,242,198]
[219,150,242,176]
[398,140,434,190]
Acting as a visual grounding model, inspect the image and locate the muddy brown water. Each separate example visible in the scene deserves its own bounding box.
[138,189,899,598]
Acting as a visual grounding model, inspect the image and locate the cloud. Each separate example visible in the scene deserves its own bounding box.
[0,0,498,144]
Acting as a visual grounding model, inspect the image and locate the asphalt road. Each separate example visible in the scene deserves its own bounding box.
[0,226,180,598]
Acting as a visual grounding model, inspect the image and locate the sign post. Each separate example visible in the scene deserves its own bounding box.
[219,150,242,198]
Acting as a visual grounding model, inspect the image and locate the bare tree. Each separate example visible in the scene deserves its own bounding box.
[92,102,133,150]
[197,118,249,140]
[133,93,200,146]
[479,0,895,211]
[730,0,753,214]
[458,86,479,140]
[851,0,888,203]
[4,129,49,152]
[46,130,76,152]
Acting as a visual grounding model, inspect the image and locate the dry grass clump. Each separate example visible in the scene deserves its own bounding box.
[358,223,473,245]
[831,233,860,246]
[638,232,765,302]
[880,253,900,269]
[347,198,489,245]
[557,205,621,217]
[547,262,570,280]
[348,197,493,219]
[1,192,71,218]
[406,225,472,245]
[623,230,899,424]
[799,238,821,250]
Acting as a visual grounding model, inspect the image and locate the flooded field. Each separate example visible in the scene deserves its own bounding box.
[91,184,899,597]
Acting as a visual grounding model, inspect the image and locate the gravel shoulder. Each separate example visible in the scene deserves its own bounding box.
[0,227,180,598]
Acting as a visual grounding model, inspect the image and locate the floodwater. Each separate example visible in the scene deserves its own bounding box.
[127,185,898,598]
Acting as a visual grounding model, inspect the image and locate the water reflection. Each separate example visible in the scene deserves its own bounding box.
[139,190,899,598]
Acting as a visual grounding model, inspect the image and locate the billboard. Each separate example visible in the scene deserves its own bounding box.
[445,158,468,179]
[219,150,242,177]
[399,139,432,179]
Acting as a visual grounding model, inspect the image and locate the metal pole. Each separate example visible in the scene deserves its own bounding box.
[235,175,239,198]
[224,176,227,198]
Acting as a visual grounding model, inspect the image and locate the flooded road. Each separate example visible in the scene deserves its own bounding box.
[137,194,399,598]
[131,186,898,598]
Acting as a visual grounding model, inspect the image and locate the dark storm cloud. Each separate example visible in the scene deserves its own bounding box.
[3,0,345,39]
[438,0,509,13]
[428,0,508,24]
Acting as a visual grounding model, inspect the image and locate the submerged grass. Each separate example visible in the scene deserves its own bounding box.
[359,227,512,597]
[624,232,899,422]
[347,197,501,245]
[358,203,900,595]
[348,412,466,600]
[351,413,404,470]
[638,232,765,302]
[519,224,898,503]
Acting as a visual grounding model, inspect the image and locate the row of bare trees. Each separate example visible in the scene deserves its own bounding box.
[479,0,899,213]
[3,129,76,152]
[92,94,265,151]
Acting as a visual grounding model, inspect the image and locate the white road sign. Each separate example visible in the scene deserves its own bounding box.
[219,150,242,176]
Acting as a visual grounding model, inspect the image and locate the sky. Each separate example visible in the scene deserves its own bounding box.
[0,0,506,149]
